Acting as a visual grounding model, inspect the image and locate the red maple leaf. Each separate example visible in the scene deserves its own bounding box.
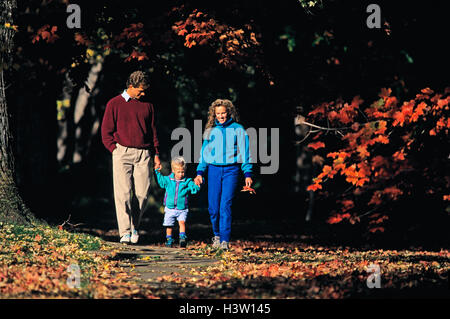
[241,186,256,194]
[379,88,392,99]
[307,183,322,191]
[307,141,325,150]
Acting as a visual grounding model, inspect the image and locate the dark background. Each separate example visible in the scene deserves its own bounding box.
[8,0,449,248]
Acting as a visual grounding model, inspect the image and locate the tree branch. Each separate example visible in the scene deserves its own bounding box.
[295,117,353,132]
[59,214,84,230]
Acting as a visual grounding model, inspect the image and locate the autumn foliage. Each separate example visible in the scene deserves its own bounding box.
[305,87,450,233]
[31,24,59,44]
[29,6,263,73]
[171,8,261,69]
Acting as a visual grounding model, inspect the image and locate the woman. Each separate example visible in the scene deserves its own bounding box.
[194,99,253,250]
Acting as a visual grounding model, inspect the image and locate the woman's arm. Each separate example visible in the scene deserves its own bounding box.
[196,138,210,177]
[237,126,253,178]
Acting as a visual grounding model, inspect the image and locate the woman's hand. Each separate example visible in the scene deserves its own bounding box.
[245,177,253,188]
[194,175,203,186]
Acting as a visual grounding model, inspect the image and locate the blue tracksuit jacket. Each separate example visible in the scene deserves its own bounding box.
[155,169,200,210]
[196,118,252,177]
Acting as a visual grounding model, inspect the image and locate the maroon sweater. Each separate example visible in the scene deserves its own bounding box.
[101,94,159,154]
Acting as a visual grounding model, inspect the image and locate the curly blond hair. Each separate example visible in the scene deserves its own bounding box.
[204,99,240,136]
[171,156,187,170]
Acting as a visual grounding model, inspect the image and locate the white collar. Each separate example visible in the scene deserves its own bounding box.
[121,89,131,102]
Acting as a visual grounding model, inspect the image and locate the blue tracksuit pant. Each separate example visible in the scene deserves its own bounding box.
[207,164,240,242]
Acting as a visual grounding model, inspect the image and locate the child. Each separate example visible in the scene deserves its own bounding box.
[155,156,200,247]
[194,99,253,250]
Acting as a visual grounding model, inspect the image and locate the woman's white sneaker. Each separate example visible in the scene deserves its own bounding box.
[220,241,229,250]
[212,236,221,249]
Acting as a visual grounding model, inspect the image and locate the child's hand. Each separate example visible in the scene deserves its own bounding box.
[154,155,161,170]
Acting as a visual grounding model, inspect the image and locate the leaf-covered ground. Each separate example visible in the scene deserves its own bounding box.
[1,222,448,299]
[0,222,148,298]
[149,240,449,298]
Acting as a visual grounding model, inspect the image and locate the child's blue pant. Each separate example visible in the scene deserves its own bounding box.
[207,164,240,243]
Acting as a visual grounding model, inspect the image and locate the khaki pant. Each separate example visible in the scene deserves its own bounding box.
[112,143,152,237]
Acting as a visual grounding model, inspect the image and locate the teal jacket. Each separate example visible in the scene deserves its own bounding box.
[196,118,253,177]
[155,168,200,210]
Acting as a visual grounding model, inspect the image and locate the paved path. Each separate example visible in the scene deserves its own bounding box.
[103,242,218,284]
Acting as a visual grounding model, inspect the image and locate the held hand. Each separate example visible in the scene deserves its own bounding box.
[245,177,253,188]
[194,175,203,186]
[154,155,162,170]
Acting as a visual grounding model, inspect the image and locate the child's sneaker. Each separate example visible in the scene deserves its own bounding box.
[165,237,174,248]
[120,233,131,244]
[179,234,188,248]
[212,236,221,249]
[220,241,229,250]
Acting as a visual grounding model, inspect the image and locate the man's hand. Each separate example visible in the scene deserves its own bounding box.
[154,155,161,170]
[194,175,203,186]
[245,177,253,188]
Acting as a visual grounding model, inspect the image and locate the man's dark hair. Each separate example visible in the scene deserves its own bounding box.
[126,71,149,89]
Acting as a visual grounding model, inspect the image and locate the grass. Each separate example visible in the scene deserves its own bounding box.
[0,222,147,298]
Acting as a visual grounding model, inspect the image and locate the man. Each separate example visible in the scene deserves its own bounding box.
[101,71,161,244]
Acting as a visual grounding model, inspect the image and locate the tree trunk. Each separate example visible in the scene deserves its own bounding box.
[72,61,103,163]
[57,61,103,166]
[0,0,37,225]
